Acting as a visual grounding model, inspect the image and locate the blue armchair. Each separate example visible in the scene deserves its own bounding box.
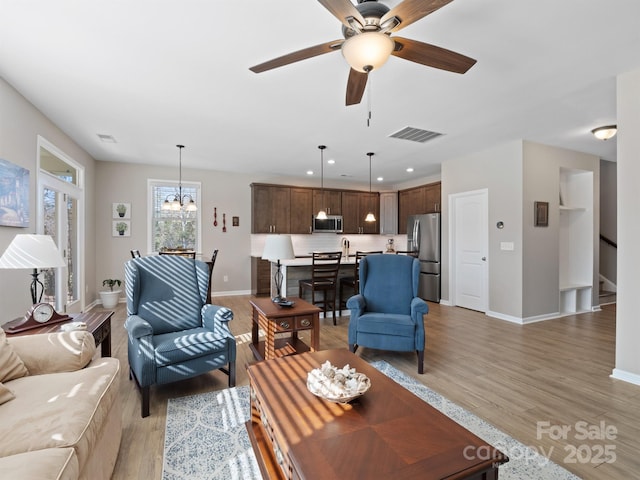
[124,255,236,417]
[347,254,429,373]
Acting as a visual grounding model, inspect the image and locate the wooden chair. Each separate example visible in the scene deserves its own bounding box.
[395,250,418,257]
[339,251,382,312]
[299,251,342,325]
[130,249,141,258]
[207,249,219,304]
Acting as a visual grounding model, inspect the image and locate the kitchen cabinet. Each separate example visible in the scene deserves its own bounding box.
[342,191,379,234]
[251,184,291,233]
[313,189,342,216]
[398,182,441,234]
[290,188,313,234]
[379,192,398,235]
[251,257,271,296]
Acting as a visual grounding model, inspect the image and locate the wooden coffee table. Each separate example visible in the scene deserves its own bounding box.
[246,349,508,480]
[5,310,113,357]
[249,297,321,361]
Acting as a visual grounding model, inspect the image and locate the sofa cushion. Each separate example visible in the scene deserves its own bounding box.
[0,447,79,480]
[0,358,120,473]
[0,328,28,382]
[8,330,96,375]
[0,381,15,405]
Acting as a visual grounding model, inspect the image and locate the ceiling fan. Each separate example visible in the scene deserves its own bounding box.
[249,0,476,106]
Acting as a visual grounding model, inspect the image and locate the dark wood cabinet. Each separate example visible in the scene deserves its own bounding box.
[398,182,440,234]
[251,184,291,233]
[290,188,313,234]
[342,191,379,234]
[251,257,271,296]
[313,189,342,216]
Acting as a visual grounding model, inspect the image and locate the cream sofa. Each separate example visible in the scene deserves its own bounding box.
[0,328,121,479]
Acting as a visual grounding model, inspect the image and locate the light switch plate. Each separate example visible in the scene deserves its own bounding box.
[500,242,515,251]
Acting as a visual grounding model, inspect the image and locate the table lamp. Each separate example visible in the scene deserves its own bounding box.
[262,234,295,303]
[0,234,66,304]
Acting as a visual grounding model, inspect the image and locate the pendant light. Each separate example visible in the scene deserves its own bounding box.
[316,145,328,220]
[364,152,376,222]
[162,145,197,212]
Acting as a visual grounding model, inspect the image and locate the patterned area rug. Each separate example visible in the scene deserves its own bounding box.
[163,360,580,480]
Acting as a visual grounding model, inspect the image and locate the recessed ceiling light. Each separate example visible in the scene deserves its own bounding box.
[307,170,314,175]
[377,176,383,182]
[97,133,117,143]
[328,159,335,164]
[406,167,414,173]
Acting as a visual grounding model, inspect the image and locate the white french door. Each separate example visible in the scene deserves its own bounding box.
[37,137,84,314]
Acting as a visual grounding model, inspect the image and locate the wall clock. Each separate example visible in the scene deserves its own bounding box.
[3,303,72,334]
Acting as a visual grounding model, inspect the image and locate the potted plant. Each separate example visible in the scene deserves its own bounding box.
[100,279,122,309]
[116,222,128,236]
[116,203,127,217]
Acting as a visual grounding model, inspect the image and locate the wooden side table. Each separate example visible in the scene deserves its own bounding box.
[249,297,321,361]
[5,310,113,357]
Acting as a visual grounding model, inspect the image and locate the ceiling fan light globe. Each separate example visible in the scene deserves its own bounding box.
[342,32,395,73]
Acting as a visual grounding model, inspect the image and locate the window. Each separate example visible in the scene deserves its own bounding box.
[148,180,201,253]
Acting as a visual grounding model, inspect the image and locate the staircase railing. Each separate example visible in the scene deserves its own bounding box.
[600,234,617,249]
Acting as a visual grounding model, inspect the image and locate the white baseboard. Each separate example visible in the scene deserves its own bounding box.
[486,310,565,324]
[610,368,640,386]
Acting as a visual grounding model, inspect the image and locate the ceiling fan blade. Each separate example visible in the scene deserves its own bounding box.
[392,37,476,74]
[346,68,368,106]
[381,0,454,33]
[318,0,366,30]
[250,39,344,73]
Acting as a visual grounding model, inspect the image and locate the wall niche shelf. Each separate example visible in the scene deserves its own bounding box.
[558,167,593,315]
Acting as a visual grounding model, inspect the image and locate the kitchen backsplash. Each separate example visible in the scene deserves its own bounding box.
[251,233,405,257]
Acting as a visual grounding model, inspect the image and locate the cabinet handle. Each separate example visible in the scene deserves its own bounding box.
[279,321,290,329]
[300,319,311,327]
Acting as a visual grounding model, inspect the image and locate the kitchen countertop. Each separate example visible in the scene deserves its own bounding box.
[279,256,356,267]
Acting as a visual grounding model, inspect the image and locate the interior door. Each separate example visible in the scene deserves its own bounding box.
[451,190,488,312]
[38,138,84,314]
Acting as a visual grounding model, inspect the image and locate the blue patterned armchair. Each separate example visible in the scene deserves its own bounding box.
[124,255,236,417]
[347,254,429,373]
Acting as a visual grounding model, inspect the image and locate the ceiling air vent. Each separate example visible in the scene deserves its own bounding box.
[389,126,443,143]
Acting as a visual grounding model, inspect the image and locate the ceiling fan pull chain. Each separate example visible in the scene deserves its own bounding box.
[367,74,372,127]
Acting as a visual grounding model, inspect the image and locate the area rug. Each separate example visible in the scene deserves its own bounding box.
[163,361,580,480]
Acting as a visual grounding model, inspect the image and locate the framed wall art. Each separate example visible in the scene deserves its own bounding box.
[113,202,131,219]
[0,158,30,227]
[113,220,131,237]
[534,201,549,227]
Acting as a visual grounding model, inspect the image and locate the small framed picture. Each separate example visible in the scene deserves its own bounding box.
[534,201,549,227]
[113,220,131,237]
[232,216,239,227]
[113,202,131,219]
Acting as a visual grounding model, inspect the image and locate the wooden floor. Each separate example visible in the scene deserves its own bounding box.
[107,297,640,480]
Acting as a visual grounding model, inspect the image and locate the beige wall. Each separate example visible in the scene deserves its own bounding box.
[0,77,97,322]
[614,67,640,383]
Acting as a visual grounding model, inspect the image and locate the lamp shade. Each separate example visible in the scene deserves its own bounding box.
[262,235,295,261]
[0,234,65,269]
[342,32,395,73]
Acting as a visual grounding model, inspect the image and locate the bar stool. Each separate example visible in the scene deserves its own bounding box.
[299,251,342,325]
[339,251,382,312]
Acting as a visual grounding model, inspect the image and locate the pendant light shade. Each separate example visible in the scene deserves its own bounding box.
[316,145,328,220]
[365,152,376,222]
[162,145,197,212]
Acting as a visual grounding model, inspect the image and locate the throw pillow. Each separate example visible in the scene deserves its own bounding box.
[0,382,15,405]
[0,328,29,382]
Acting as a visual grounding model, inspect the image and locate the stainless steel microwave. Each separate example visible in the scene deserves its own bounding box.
[312,215,343,233]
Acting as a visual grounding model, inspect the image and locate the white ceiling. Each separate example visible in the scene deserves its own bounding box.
[1,0,638,188]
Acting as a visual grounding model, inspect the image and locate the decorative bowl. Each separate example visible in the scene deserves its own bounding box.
[307,361,371,403]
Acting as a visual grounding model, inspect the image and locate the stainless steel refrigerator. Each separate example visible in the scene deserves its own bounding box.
[407,213,441,302]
